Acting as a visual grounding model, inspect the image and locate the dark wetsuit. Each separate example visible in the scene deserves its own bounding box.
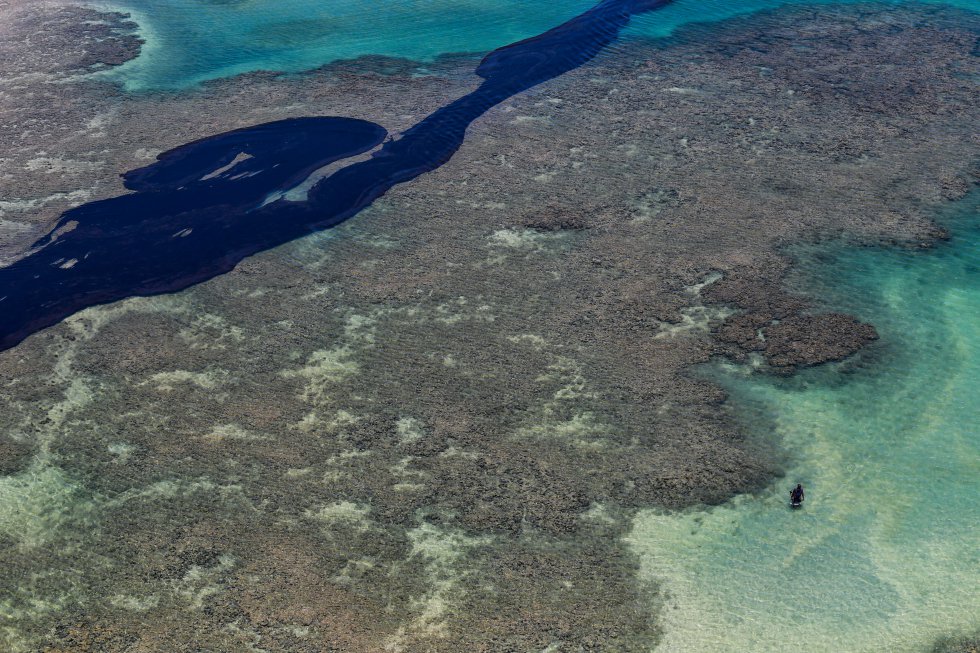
[790,485,805,505]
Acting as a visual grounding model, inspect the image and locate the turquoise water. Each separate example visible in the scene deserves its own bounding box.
[98,0,980,90]
[629,193,980,652]
[96,0,595,90]
[79,1,979,649]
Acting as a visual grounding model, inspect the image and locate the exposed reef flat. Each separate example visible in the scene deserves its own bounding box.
[0,0,481,264]
[0,0,677,353]
[0,3,978,651]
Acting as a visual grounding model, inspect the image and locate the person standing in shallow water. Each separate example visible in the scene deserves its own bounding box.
[790,484,805,507]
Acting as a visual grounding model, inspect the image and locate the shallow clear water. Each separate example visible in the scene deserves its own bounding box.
[97,1,980,649]
[96,0,595,90]
[10,0,975,649]
[98,0,980,90]
[629,193,980,652]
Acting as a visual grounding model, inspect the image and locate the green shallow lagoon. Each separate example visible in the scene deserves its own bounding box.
[3,0,976,649]
[94,0,596,90]
[629,193,980,652]
[96,0,980,90]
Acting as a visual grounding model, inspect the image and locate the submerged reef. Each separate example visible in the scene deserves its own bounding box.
[0,2,978,651]
[0,0,673,352]
[0,4,142,77]
[932,634,980,653]
[708,273,880,373]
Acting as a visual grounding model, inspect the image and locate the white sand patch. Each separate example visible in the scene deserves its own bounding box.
[0,190,91,218]
[25,157,103,174]
[433,297,494,325]
[653,272,732,339]
[321,449,371,481]
[178,313,245,350]
[268,142,383,204]
[45,374,94,432]
[397,417,426,444]
[684,271,723,296]
[507,342,613,449]
[437,445,480,460]
[393,482,426,492]
[331,558,377,587]
[304,500,374,532]
[391,456,426,480]
[488,228,564,252]
[511,115,550,125]
[113,478,212,501]
[109,593,160,611]
[172,554,235,610]
[506,333,547,349]
[386,524,493,646]
[631,188,679,223]
[654,305,736,340]
[344,312,378,343]
[281,312,383,405]
[0,462,98,550]
[203,423,271,443]
[618,142,640,157]
[296,408,361,434]
[84,110,118,138]
[508,334,612,449]
[66,295,179,339]
[107,442,135,463]
[518,411,611,450]
[281,346,359,404]
[580,502,618,525]
[133,147,159,160]
[143,369,225,391]
[536,355,594,401]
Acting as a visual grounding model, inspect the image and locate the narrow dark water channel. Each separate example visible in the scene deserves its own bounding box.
[0,0,670,352]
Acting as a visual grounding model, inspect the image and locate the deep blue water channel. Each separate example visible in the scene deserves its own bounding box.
[0,0,669,352]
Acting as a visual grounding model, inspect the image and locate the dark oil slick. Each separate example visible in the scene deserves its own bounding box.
[0,0,670,351]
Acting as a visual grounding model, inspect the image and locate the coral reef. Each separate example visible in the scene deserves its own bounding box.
[0,2,977,650]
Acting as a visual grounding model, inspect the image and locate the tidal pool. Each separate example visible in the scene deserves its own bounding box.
[629,193,980,652]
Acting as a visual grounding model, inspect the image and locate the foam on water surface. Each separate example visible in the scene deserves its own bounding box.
[628,194,980,652]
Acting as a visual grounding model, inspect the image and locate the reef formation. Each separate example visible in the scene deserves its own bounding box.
[0,2,977,651]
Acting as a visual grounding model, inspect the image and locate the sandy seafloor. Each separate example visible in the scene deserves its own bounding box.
[0,1,978,651]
